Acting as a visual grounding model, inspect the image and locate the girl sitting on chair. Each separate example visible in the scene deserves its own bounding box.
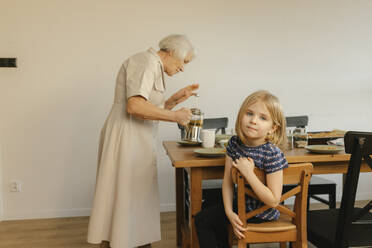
[195,90,288,248]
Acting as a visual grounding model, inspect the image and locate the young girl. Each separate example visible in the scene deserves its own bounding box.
[195,90,288,248]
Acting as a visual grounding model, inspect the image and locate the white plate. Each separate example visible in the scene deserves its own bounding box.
[194,148,226,157]
[305,145,344,154]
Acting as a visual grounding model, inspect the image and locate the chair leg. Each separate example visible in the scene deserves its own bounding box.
[294,239,308,248]
[280,242,287,248]
[329,186,336,209]
[307,194,310,210]
[237,240,245,248]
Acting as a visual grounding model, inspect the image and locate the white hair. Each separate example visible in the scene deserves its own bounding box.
[159,34,196,61]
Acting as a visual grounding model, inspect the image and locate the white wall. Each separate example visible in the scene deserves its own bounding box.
[0,0,371,220]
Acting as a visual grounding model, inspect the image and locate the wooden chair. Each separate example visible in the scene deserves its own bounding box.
[285,115,336,210]
[230,163,313,248]
[307,131,372,248]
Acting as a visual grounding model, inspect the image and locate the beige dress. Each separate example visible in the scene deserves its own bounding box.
[87,48,165,248]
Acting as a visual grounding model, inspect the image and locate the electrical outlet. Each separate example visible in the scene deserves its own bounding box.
[0,58,17,67]
[10,181,22,192]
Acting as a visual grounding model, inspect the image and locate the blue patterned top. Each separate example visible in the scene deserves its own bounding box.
[226,135,288,221]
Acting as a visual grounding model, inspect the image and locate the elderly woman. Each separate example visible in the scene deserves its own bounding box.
[87,34,198,248]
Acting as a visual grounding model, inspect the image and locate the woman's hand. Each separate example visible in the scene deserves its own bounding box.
[232,157,255,179]
[226,211,247,239]
[174,108,192,126]
[176,83,199,103]
[165,84,199,110]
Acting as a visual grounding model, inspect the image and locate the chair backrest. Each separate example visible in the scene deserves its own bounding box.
[178,117,228,139]
[203,117,228,133]
[286,115,309,128]
[334,131,372,247]
[231,163,313,234]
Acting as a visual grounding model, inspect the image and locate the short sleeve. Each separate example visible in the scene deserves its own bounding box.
[263,146,288,174]
[226,135,239,160]
[125,57,156,100]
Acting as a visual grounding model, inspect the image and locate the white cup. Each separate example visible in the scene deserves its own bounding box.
[201,129,216,148]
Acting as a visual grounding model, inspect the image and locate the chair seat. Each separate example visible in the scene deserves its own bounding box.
[246,215,296,232]
[308,208,372,247]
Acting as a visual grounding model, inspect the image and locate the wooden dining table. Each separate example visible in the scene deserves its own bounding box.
[162,140,372,248]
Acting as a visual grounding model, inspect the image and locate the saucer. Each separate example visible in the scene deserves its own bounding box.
[305,145,344,154]
[194,148,226,157]
[177,140,202,146]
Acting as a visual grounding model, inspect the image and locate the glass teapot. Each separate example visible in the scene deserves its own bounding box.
[293,127,308,148]
[184,108,204,142]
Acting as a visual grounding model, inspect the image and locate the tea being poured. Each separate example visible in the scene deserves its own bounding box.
[194,93,200,110]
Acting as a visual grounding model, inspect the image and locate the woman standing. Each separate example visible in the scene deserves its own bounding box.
[87,34,198,248]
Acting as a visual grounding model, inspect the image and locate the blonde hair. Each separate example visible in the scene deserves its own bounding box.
[235,90,287,150]
[159,34,196,61]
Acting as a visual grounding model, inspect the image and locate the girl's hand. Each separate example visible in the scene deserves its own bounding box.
[232,157,255,178]
[226,211,247,239]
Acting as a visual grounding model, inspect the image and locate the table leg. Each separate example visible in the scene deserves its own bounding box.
[190,168,202,248]
[342,173,347,186]
[176,168,184,247]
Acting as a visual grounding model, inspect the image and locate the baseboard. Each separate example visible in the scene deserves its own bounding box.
[3,208,91,221]
[3,204,176,221]
[0,206,3,222]
[160,203,176,212]
[334,192,372,202]
[1,194,370,221]
[354,192,372,201]
[0,191,3,222]
[308,192,372,205]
